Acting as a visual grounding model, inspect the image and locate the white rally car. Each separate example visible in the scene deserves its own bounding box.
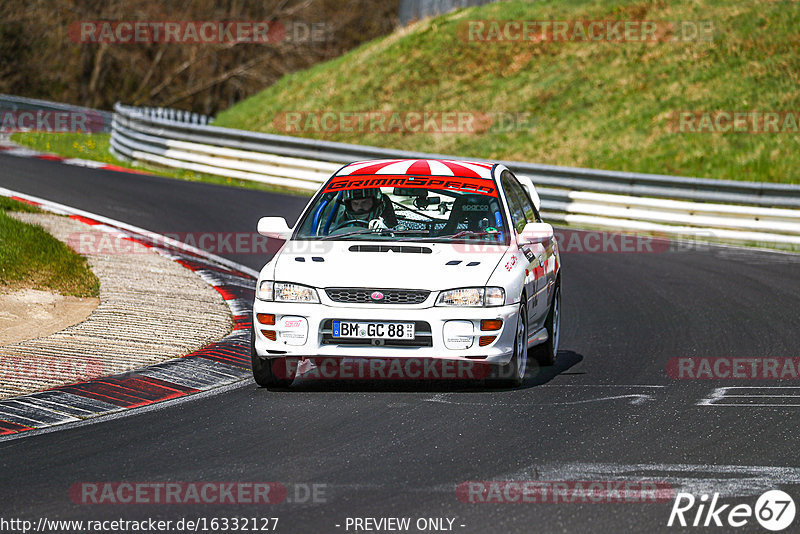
[251,159,561,387]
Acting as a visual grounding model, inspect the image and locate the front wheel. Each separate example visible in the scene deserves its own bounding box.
[487,301,527,388]
[251,327,295,388]
[530,284,561,366]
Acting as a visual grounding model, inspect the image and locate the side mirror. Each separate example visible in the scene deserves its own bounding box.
[257,217,291,240]
[519,175,542,212]
[519,222,554,246]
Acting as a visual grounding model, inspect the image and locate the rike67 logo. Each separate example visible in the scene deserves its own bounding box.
[668,490,796,531]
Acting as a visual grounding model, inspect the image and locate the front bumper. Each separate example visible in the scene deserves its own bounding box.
[252,299,520,365]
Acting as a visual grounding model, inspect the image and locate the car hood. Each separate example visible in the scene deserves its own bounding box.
[272,240,508,291]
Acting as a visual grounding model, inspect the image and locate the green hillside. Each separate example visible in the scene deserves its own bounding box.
[214,0,800,184]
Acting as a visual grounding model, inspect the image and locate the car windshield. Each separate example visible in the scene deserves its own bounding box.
[294,174,509,244]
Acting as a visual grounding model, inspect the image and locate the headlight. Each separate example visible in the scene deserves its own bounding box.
[256,281,319,303]
[436,287,505,307]
[275,282,319,303]
[484,287,505,306]
[257,280,274,301]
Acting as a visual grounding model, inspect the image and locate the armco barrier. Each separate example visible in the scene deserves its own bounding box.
[110,103,800,246]
[0,94,113,133]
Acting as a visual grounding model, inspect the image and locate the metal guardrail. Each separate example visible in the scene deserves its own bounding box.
[108,102,800,246]
[1,91,795,246]
[399,0,498,26]
[111,105,338,190]
[0,94,113,133]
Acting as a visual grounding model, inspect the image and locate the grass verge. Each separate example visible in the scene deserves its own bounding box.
[0,197,100,297]
[214,0,800,184]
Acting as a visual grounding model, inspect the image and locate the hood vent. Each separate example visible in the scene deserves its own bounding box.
[348,245,432,254]
[446,260,480,266]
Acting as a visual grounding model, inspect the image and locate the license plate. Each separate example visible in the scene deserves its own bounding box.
[332,321,415,339]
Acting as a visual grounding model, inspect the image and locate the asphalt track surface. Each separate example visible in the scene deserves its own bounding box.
[1,153,800,533]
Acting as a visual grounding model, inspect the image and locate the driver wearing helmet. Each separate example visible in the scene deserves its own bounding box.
[343,188,383,221]
[332,188,398,232]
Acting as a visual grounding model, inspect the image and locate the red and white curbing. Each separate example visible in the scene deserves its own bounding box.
[0,137,152,175]
[0,188,259,439]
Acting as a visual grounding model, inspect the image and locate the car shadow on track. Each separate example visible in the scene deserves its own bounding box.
[260,350,584,393]
[519,350,584,390]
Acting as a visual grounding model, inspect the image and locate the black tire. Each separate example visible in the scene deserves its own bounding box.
[250,326,295,388]
[487,300,527,388]
[529,284,561,367]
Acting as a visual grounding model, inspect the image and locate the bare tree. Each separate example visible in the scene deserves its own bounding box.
[0,0,399,115]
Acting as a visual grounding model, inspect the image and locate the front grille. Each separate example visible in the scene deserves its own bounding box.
[321,320,433,347]
[325,288,430,305]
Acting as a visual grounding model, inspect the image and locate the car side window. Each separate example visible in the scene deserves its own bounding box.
[501,173,528,233]
[505,171,540,224]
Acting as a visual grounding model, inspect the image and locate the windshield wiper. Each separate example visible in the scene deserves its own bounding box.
[432,230,495,240]
[317,229,383,240]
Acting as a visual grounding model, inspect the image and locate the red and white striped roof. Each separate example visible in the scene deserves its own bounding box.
[335,159,494,179]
